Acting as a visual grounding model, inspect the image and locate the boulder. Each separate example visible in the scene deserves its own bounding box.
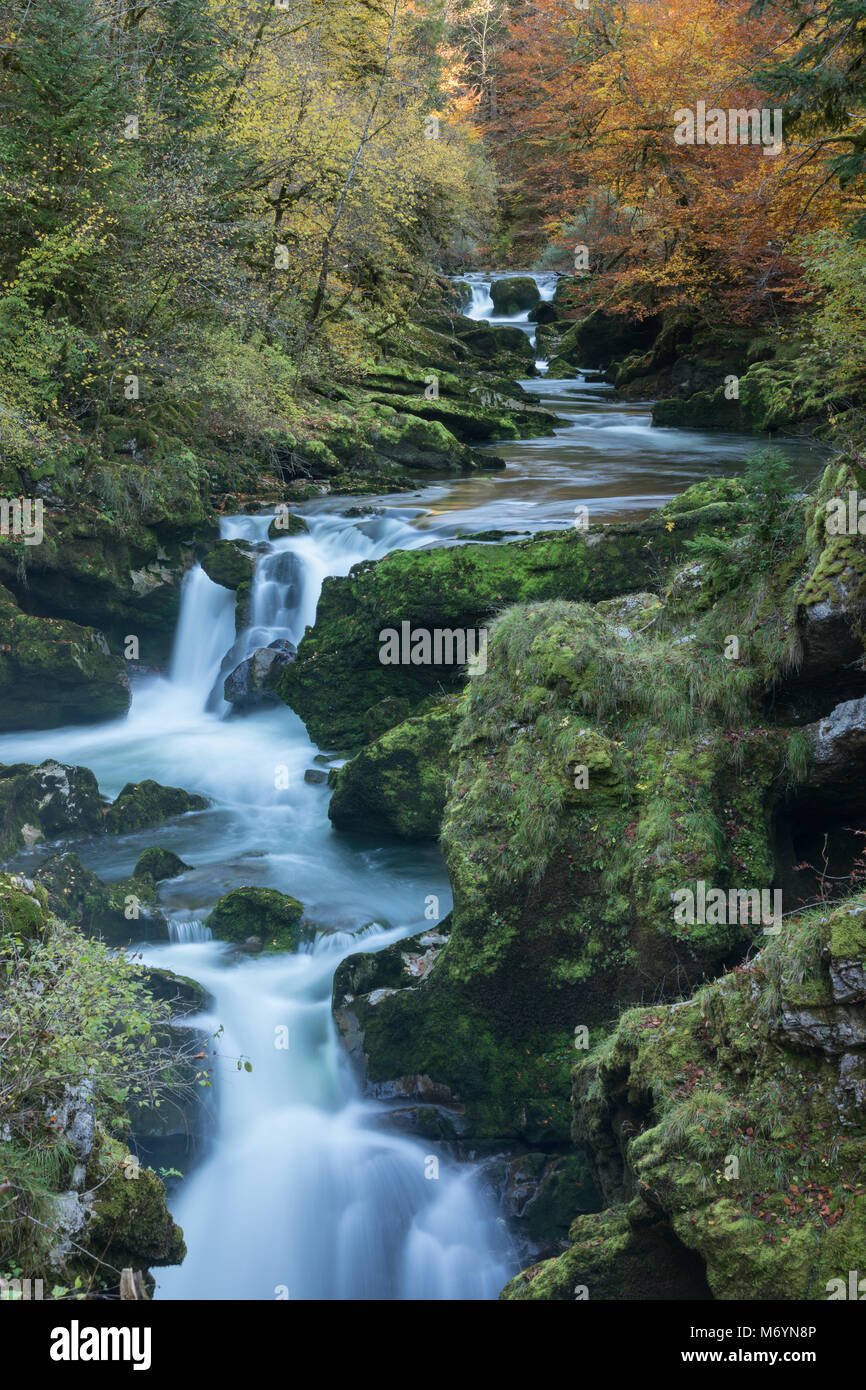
[328,701,460,839]
[207,886,306,952]
[0,759,105,856]
[104,780,208,834]
[0,585,130,731]
[133,847,192,884]
[489,277,541,315]
[35,852,167,944]
[224,639,296,709]
[201,539,255,590]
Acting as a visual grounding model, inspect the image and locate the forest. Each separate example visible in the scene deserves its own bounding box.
[0,0,865,1324]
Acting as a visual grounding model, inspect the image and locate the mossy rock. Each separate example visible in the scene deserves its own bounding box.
[0,873,48,943]
[278,496,746,752]
[143,966,210,1015]
[133,847,192,884]
[104,780,208,834]
[511,892,866,1299]
[328,701,460,839]
[35,852,167,944]
[208,886,306,952]
[82,1130,186,1270]
[0,759,106,856]
[201,539,255,590]
[489,277,541,315]
[0,585,130,730]
[267,511,309,540]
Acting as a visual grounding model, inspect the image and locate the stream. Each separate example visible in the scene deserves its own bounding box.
[0,275,827,1300]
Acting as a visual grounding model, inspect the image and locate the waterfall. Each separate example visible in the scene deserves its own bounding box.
[168,919,213,944]
[461,270,557,371]
[120,503,517,1300]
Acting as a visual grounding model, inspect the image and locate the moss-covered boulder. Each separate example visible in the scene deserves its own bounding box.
[208,886,306,952]
[0,585,130,730]
[104,779,208,834]
[143,965,209,1015]
[0,872,49,944]
[328,700,460,839]
[339,483,817,1145]
[489,277,541,315]
[0,470,217,663]
[81,1130,186,1273]
[504,892,866,1299]
[0,759,105,856]
[201,539,255,590]
[279,485,748,751]
[133,847,192,884]
[35,852,167,943]
[268,511,309,540]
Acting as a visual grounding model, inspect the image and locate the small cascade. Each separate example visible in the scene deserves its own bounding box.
[460,270,557,370]
[168,919,213,944]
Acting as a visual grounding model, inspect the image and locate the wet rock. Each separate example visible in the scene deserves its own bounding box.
[489,277,541,315]
[201,539,255,590]
[328,701,460,840]
[133,847,192,884]
[223,639,296,709]
[303,768,328,785]
[143,967,210,1015]
[35,852,168,944]
[208,886,307,952]
[0,585,130,731]
[0,759,105,856]
[267,510,309,540]
[104,779,208,834]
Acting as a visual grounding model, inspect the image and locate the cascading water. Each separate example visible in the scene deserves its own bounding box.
[461,270,558,371]
[0,280,826,1298]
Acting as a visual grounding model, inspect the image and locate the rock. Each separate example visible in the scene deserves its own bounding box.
[328,701,460,839]
[489,277,541,315]
[142,966,210,1015]
[505,892,866,1300]
[104,779,208,834]
[303,768,328,784]
[267,510,309,540]
[35,852,167,944]
[208,886,307,952]
[133,848,192,884]
[224,639,296,709]
[201,539,255,590]
[528,301,560,324]
[548,307,660,372]
[0,759,105,856]
[278,487,747,751]
[0,585,130,730]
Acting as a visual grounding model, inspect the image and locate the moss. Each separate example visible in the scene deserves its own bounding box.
[0,585,130,730]
[133,847,192,884]
[279,497,743,751]
[208,886,306,952]
[513,892,866,1299]
[201,539,254,590]
[328,700,461,839]
[103,779,208,834]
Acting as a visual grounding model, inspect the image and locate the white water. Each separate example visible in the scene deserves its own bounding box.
[0,272,828,1299]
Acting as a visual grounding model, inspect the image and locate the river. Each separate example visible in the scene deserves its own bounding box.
[0,274,827,1299]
